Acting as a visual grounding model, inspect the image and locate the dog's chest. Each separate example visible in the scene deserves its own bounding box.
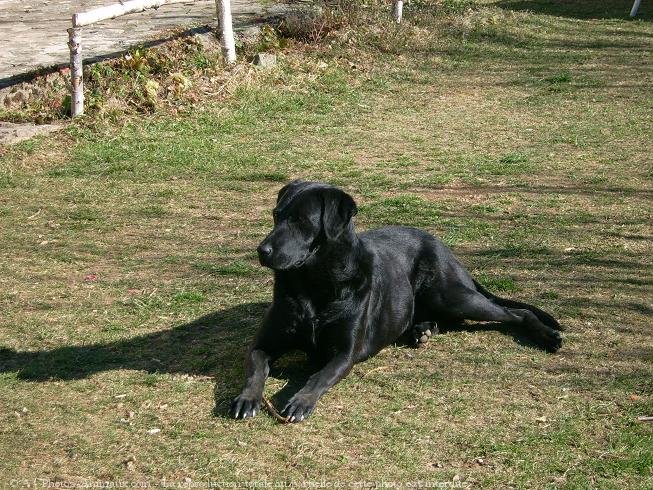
[285,297,330,349]
[286,301,318,343]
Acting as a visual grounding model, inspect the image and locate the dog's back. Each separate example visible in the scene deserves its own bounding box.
[359,225,475,288]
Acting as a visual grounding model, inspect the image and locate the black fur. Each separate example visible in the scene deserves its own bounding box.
[230,180,563,422]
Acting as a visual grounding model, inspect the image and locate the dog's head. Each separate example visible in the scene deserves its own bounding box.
[257,180,358,270]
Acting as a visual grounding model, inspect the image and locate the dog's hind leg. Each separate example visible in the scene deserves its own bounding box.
[472,279,562,331]
[445,288,563,352]
[410,321,439,347]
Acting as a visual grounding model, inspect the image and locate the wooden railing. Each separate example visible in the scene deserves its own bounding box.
[67,0,236,117]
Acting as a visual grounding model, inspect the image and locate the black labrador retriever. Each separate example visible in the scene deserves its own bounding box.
[230,180,562,422]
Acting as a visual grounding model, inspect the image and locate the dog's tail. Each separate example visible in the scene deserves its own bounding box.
[473,279,563,331]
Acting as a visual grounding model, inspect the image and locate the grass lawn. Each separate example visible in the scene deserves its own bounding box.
[0,0,651,487]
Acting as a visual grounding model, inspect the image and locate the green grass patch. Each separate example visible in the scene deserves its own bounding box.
[194,260,261,277]
[360,195,442,227]
[475,274,519,293]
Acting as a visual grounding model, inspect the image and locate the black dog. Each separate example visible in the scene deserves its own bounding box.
[230,180,562,422]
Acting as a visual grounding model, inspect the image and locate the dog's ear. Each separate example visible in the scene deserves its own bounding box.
[277,179,306,204]
[321,187,358,241]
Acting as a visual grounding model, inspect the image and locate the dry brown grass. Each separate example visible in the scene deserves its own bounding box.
[1,0,651,488]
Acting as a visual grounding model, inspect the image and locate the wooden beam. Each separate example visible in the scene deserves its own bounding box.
[393,0,403,23]
[630,0,642,17]
[73,0,193,27]
[216,0,236,64]
[67,27,84,117]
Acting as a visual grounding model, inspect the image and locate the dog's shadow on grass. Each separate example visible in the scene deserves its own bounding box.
[0,301,320,419]
[0,302,271,416]
[0,301,550,419]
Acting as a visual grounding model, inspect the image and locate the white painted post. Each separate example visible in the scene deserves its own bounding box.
[73,0,192,27]
[393,0,403,23]
[216,0,236,64]
[67,27,84,117]
[630,0,642,17]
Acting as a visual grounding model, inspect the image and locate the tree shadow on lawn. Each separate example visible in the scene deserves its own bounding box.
[0,300,555,418]
[495,0,651,20]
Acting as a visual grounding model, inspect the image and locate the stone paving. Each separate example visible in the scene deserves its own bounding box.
[0,0,263,85]
[0,120,63,144]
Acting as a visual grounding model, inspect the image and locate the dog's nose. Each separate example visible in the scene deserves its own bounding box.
[257,243,273,257]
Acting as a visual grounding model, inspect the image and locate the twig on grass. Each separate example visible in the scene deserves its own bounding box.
[362,366,390,377]
[262,396,289,423]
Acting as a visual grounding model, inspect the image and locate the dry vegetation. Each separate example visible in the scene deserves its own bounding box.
[0,0,651,488]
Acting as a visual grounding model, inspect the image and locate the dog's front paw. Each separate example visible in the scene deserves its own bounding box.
[281,394,317,423]
[230,393,261,420]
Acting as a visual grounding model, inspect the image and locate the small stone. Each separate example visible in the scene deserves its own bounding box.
[238,25,262,43]
[424,329,432,337]
[253,53,277,68]
[195,32,219,51]
[419,334,429,343]
[9,89,30,105]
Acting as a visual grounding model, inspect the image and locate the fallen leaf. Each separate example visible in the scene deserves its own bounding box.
[124,456,136,471]
[120,411,135,424]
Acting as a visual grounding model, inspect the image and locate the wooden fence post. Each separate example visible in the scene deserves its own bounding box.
[393,0,403,23]
[630,0,642,17]
[67,27,84,117]
[216,0,236,64]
